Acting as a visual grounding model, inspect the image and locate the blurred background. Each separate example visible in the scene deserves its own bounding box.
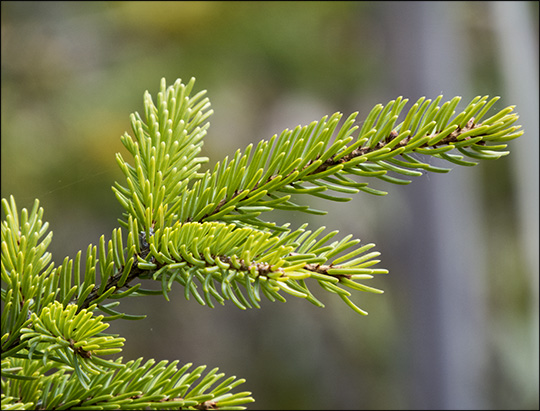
[2,2,538,409]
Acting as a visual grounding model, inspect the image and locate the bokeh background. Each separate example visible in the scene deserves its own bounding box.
[2,2,538,409]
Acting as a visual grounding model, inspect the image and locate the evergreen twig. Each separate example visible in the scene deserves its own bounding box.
[1,78,522,410]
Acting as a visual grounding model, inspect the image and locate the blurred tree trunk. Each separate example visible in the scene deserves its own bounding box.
[379,2,487,409]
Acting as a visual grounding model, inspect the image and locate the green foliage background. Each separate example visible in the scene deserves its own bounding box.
[2,2,538,410]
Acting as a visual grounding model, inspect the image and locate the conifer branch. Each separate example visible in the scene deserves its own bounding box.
[1,77,522,409]
[183,95,521,227]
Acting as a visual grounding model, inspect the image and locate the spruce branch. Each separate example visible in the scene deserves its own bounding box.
[182,95,521,227]
[2,77,522,410]
[2,354,253,410]
[67,78,523,317]
[113,77,213,232]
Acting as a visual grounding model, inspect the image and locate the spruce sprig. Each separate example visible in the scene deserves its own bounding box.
[107,78,521,315]
[1,77,522,410]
